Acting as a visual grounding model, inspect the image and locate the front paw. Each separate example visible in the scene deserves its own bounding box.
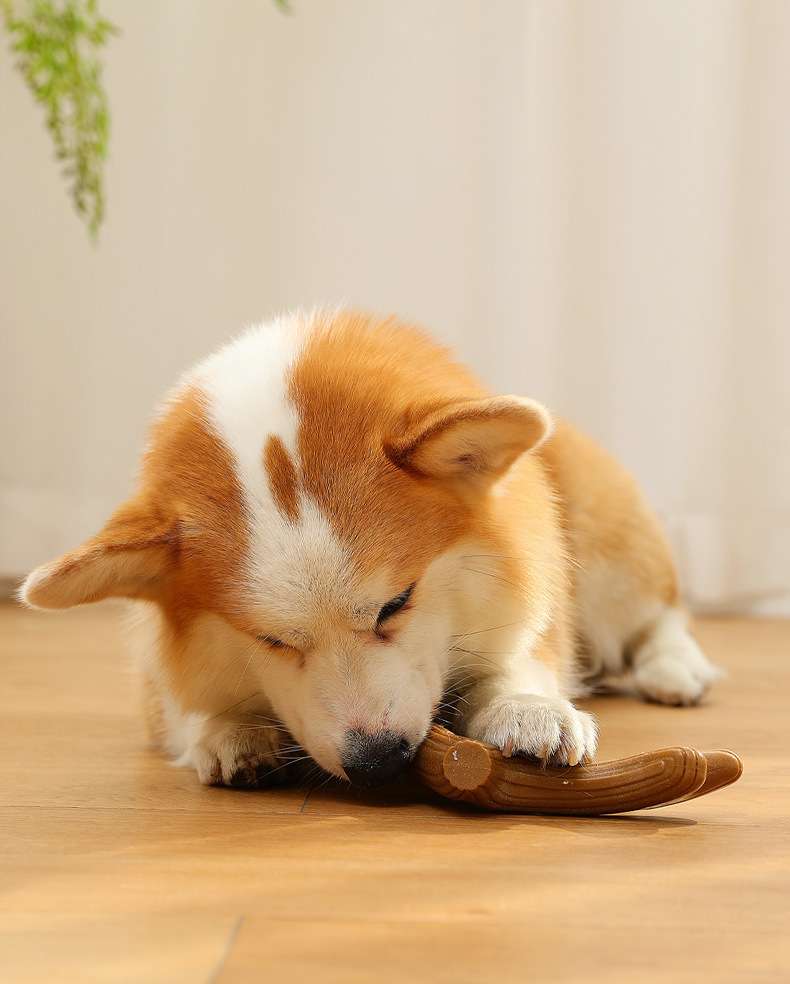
[464,695,598,766]
[190,724,288,788]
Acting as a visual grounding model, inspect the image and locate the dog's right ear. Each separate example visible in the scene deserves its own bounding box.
[387,396,552,488]
[19,499,175,610]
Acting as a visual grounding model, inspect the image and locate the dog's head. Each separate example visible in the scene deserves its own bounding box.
[21,313,551,781]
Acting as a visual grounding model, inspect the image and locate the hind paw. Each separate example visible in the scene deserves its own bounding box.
[634,655,720,706]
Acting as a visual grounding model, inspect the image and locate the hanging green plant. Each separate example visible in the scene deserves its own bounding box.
[1,0,116,238]
[2,1,291,240]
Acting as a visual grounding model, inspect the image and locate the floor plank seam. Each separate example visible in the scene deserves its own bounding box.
[3,610,788,981]
[206,914,245,984]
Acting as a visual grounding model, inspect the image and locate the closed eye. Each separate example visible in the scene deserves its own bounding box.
[376,583,416,630]
[257,634,286,649]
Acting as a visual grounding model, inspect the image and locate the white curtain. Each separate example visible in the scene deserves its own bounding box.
[2,0,788,613]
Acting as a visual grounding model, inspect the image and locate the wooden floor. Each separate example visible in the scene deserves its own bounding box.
[1,603,788,983]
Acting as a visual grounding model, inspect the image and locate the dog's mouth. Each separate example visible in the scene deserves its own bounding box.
[267,686,461,790]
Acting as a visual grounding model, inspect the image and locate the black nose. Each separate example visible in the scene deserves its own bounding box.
[342,730,413,787]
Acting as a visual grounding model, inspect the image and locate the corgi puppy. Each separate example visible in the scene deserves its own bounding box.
[20,311,719,788]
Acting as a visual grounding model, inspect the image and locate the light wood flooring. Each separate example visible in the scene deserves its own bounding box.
[1,603,788,982]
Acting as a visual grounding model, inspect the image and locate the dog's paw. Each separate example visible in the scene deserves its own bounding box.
[463,694,598,766]
[189,724,288,789]
[631,612,722,707]
[634,655,720,707]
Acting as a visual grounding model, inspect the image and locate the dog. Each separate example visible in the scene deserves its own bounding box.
[20,310,720,788]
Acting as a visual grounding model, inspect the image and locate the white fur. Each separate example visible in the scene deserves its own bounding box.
[631,608,722,705]
[575,561,665,677]
[196,318,356,627]
[126,315,716,784]
[464,694,598,765]
[573,558,721,705]
[18,562,53,609]
[197,315,302,484]
[157,317,461,777]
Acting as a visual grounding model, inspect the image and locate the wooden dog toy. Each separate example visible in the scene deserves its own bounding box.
[413,725,742,816]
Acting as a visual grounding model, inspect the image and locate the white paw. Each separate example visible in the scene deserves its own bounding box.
[464,695,598,766]
[189,723,286,788]
[634,655,720,707]
[631,612,722,706]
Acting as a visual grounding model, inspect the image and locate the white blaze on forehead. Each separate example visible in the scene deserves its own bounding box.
[195,316,353,622]
[197,315,302,469]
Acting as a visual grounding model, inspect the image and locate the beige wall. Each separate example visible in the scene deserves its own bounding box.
[2,1,789,612]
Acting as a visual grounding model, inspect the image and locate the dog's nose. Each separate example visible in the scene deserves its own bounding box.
[342,730,413,787]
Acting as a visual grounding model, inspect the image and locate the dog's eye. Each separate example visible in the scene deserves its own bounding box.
[376,583,415,627]
[257,634,285,649]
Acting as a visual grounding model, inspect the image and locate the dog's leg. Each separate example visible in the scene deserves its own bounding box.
[542,421,721,706]
[456,635,598,766]
[573,557,721,706]
[168,700,291,788]
[577,570,721,705]
[630,608,721,706]
[186,716,289,788]
[129,604,296,787]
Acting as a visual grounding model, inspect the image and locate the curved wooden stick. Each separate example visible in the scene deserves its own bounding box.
[413,725,742,816]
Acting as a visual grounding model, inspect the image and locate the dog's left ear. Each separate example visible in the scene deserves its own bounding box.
[19,498,175,610]
[387,396,552,485]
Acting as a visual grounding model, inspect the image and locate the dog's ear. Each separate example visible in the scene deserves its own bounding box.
[19,499,175,610]
[387,396,552,485]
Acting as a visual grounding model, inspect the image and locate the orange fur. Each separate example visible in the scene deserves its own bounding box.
[27,313,678,687]
[289,313,482,578]
[264,435,300,523]
[22,309,709,783]
[540,420,679,609]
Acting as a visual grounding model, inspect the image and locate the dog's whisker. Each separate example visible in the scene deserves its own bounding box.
[233,639,261,696]
[449,617,528,644]
[263,754,314,778]
[248,715,290,728]
[308,772,336,795]
[207,692,263,722]
[237,721,290,736]
[461,566,526,593]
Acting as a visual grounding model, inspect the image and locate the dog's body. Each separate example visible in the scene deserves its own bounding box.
[22,311,719,786]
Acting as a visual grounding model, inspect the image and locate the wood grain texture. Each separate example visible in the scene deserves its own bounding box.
[414,725,739,814]
[1,603,788,982]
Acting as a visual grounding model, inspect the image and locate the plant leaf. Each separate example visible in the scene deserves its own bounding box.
[1,0,117,238]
